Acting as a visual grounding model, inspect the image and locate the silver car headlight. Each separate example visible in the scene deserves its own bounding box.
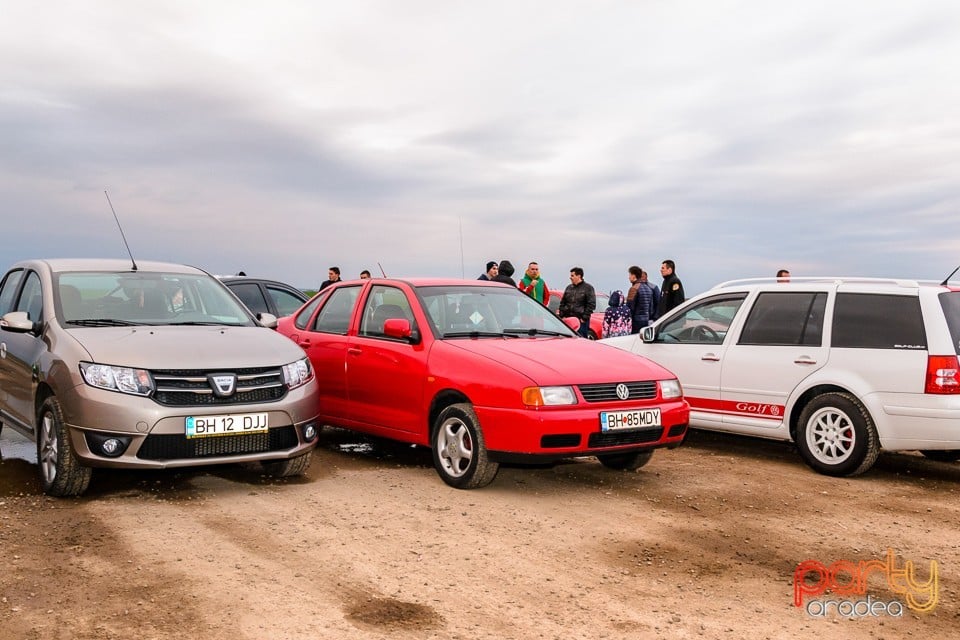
[282,357,314,389]
[660,379,682,399]
[79,362,154,396]
[522,386,577,407]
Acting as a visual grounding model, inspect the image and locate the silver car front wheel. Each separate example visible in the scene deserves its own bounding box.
[36,396,91,497]
[431,403,499,489]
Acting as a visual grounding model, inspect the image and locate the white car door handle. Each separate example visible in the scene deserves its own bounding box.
[701,353,720,362]
[795,356,817,365]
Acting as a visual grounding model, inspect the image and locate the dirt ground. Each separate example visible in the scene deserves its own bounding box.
[1,425,957,640]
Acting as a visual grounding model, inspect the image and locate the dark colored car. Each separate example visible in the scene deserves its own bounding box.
[220,276,308,319]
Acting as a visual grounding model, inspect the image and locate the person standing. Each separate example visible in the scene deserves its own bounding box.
[602,290,633,338]
[641,268,661,322]
[359,270,372,279]
[319,266,341,291]
[491,260,517,287]
[658,259,685,317]
[626,266,653,333]
[558,267,596,338]
[777,269,791,282]
[478,261,498,281]
[519,262,550,306]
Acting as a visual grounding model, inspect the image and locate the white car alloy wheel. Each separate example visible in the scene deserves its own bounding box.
[804,406,856,465]
[795,392,880,478]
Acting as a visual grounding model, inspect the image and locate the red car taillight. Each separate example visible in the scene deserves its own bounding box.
[925,355,960,394]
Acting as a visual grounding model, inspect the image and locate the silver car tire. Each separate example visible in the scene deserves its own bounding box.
[37,396,92,497]
[431,403,499,489]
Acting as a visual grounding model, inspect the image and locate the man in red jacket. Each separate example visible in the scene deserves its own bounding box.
[519,262,550,306]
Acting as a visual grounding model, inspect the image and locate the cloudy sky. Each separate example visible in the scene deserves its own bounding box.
[2,1,959,296]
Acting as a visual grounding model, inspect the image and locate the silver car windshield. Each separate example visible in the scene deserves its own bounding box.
[56,272,255,327]
[417,285,577,338]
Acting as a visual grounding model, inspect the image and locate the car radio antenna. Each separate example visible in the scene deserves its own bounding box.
[104,189,138,271]
[940,265,960,286]
[377,262,388,278]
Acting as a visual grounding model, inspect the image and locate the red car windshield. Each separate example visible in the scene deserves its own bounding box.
[417,285,577,338]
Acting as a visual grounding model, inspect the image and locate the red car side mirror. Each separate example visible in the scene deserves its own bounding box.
[383,318,413,340]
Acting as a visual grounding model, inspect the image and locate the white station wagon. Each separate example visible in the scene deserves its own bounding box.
[602,277,960,476]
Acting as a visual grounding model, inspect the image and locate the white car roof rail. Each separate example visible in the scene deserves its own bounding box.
[711,276,925,289]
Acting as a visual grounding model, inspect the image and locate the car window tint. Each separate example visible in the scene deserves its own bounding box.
[0,268,25,315]
[594,294,609,313]
[739,292,826,346]
[939,292,960,355]
[266,285,306,317]
[15,271,43,322]
[229,282,269,316]
[833,293,926,349]
[659,294,746,344]
[294,293,325,330]
[359,285,417,338]
[312,286,360,334]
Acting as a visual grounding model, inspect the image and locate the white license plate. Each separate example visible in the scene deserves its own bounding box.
[185,413,269,438]
[600,408,661,431]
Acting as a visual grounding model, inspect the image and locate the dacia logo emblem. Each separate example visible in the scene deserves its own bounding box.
[208,373,237,398]
[616,383,630,400]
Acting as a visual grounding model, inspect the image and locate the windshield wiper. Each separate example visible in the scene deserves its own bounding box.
[166,321,241,326]
[502,328,571,337]
[65,319,139,327]
[443,330,519,338]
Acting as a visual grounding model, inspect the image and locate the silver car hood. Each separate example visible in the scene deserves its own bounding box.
[65,325,306,369]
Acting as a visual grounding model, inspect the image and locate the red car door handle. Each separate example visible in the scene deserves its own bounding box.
[347,347,362,355]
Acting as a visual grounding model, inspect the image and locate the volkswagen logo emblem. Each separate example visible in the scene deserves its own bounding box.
[615,383,630,400]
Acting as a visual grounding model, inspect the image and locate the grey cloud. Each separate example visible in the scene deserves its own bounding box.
[0,85,416,202]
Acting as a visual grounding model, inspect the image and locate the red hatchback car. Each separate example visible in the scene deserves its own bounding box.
[278,279,689,488]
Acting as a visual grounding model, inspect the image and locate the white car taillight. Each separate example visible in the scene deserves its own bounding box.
[924,355,960,394]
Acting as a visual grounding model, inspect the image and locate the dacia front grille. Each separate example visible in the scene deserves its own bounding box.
[136,426,300,460]
[577,381,658,403]
[151,367,286,407]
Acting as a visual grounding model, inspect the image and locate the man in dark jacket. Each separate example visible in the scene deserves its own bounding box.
[641,269,662,322]
[658,259,685,317]
[626,265,652,332]
[319,266,341,291]
[558,267,596,338]
[491,260,517,287]
[478,261,498,281]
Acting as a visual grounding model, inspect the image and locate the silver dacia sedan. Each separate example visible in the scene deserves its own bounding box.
[0,259,320,496]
